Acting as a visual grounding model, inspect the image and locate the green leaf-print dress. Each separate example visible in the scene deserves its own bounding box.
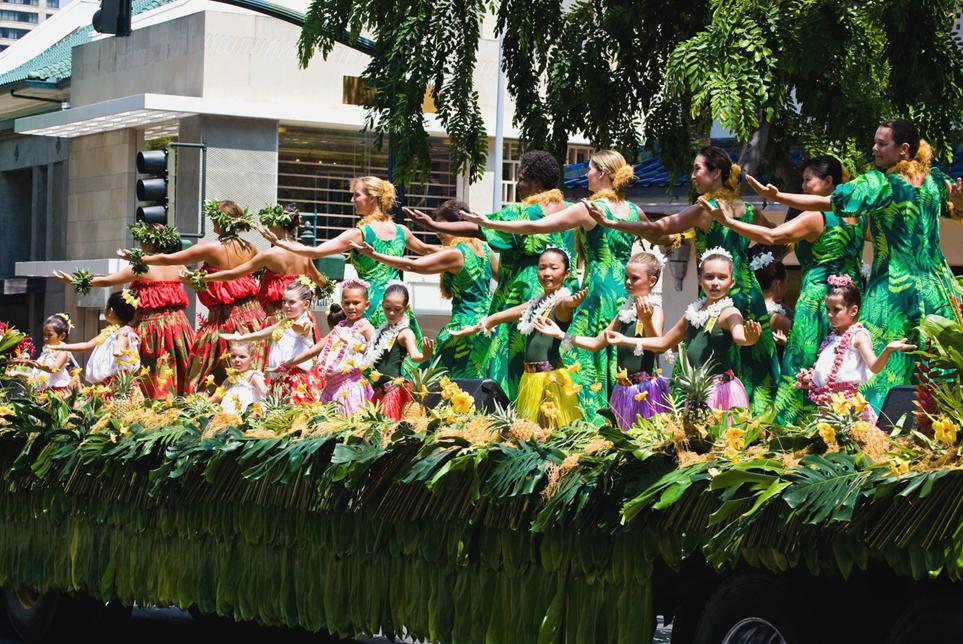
[349,223,423,343]
[475,202,578,398]
[773,212,866,424]
[562,201,641,420]
[695,201,779,414]
[830,169,961,411]
[436,243,494,379]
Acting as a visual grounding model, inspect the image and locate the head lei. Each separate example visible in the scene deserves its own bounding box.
[54,312,75,332]
[827,274,854,288]
[699,246,734,267]
[296,273,336,301]
[204,199,254,240]
[340,277,371,292]
[258,203,301,230]
[640,245,667,270]
[129,221,180,249]
[749,251,775,272]
[542,245,572,265]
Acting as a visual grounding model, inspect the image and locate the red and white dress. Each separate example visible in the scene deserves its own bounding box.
[808,323,877,422]
[131,279,195,398]
[186,265,266,393]
[257,270,322,361]
[268,312,322,404]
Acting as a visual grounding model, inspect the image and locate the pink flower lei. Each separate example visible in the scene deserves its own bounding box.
[827,274,853,288]
[807,323,864,405]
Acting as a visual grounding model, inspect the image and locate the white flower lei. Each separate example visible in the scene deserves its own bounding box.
[518,287,571,336]
[684,297,733,328]
[766,300,789,318]
[617,294,662,324]
[360,316,410,369]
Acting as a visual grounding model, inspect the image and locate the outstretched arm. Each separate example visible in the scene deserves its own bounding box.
[853,333,917,374]
[221,323,278,343]
[449,302,527,337]
[120,243,215,267]
[587,199,704,240]
[400,332,433,363]
[401,224,442,256]
[605,315,687,354]
[52,338,98,353]
[349,241,463,275]
[258,225,361,259]
[705,200,824,245]
[53,268,135,288]
[720,309,762,346]
[746,175,832,212]
[16,352,70,374]
[536,316,616,352]
[460,201,590,234]
[405,207,484,239]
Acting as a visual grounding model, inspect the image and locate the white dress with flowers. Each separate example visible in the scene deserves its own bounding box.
[316,319,373,414]
[222,370,264,415]
[31,345,77,390]
[809,324,876,422]
[85,326,141,384]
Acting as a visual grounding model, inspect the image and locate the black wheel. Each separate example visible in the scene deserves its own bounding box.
[885,593,963,644]
[3,587,67,643]
[692,573,811,644]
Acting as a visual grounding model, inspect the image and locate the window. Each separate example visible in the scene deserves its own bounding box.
[500,142,594,207]
[6,0,38,6]
[277,127,456,248]
[45,0,59,7]
[0,27,29,38]
[0,11,38,23]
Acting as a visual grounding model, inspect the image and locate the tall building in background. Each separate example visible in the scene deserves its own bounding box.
[0,0,67,51]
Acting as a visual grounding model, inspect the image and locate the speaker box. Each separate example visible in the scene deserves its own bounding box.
[423,378,509,413]
[878,385,917,431]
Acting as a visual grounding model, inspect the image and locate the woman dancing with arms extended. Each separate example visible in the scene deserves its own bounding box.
[406,150,575,398]
[461,150,642,418]
[118,200,267,393]
[452,248,585,429]
[537,251,670,430]
[606,248,762,412]
[257,177,433,340]
[744,119,963,411]
[704,155,865,423]
[56,222,193,398]
[585,146,779,415]
[351,199,495,379]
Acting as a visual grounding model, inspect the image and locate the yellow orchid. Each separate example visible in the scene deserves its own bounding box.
[567,361,581,374]
[139,367,149,377]
[213,386,227,400]
[830,392,851,416]
[932,417,959,446]
[851,393,869,414]
[590,382,602,393]
[0,406,15,417]
[724,427,745,451]
[816,422,837,447]
[888,458,909,479]
[121,289,140,308]
[565,384,582,396]
[205,374,216,386]
[249,402,264,416]
[369,369,382,382]
[393,377,406,386]
[540,401,559,419]
[451,390,474,414]
[229,394,243,409]
[634,390,649,402]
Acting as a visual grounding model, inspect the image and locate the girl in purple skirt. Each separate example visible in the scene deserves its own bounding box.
[537,250,670,430]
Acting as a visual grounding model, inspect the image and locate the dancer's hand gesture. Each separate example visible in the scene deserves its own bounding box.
[772,329,787,345]
[458,209,490,226]
[51,270,73,284]
[557,288,588,314]
[582,199,609,226]
[604,329,628,346]
[449,323,480,337]
[403,207,433,230]
[743,320,762,345]
[946,178,963,216]
[116,248,133,260]
[635,297,654,322]
[697,196,728,224]
[745,175,778,200]
[422,337,435,357]
[255,223,280,244]
[535,317,565,340]
[348,240,375,256]
[886,337,918,353]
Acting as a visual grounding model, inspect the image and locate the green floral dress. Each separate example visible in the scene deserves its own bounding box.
[475,202,578,398]
[694,201,779,414]
[435,243,494,379]
[562,201,641,420]
[830,169,961,411]
[349,223,423,343]
[773,212,866,424]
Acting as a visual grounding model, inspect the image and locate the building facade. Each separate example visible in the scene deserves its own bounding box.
[0,0,67,51]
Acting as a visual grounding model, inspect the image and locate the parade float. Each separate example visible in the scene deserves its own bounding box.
[0,315,961,643]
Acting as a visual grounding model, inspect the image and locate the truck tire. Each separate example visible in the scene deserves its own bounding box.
[692,573,812,644]
[885,594,963,644]
[3,587,68,643]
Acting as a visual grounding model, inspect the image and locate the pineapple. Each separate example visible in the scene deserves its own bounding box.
[488,402,548,443]
[402,357,449,419]
[673,346,715,452]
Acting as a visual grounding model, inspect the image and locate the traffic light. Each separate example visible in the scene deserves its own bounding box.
[92,0,132,36]
[135,150,168,225]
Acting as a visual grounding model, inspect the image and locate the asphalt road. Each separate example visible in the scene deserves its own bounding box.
[0,606,672,643]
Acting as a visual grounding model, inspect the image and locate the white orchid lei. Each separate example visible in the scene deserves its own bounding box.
[684,297,733,328]
[617,294,662,324]
[518,288,571,336]
[360,316,410,369]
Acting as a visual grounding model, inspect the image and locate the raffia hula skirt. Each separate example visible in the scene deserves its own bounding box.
[516,361,583,429]
[609,370,670,431]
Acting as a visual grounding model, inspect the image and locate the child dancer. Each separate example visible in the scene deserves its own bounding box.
[606,248,762,412]
[11,314,78,395]
[282,278,374,414]
[751,250,793,346]
[796,274,915,422]
[215,342,268,415]
[537,250,670,430]
[53,292,142,399]
[453,247,585,428]
[222,281,321,405]
[363,283,435,419]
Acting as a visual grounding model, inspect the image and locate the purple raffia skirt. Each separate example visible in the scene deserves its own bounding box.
[609,372,670,431]
[706,370,750,412]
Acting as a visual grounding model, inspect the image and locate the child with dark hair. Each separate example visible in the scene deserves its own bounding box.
[53,291,142,397]
[10,313,78,395]
[795,274,916,422]
[750,250,792,346]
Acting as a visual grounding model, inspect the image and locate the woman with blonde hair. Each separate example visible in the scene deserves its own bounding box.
[461,149,641,418]
[587,146,780,415]
[258,176,435,338]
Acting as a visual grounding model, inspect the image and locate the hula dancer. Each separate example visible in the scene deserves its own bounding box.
[588,146,780,414]
[750,251,793,347]
[707,155,865,423]
[52,292,143,402]
[796,275,916,423]
[462,150,642,418]
[406,150,576,398]
[57,222,194,398]
[258,176,435,343]
[9,314,78,396]
[607,248,762,412]
[120,200,267,393]
[214,342,268,415]
[746,120,963,411]
[453,248,585,429]
[538,251,670,430]
[283,278,374,414]
[351,199,494,379]
[222,281,322,405]
[363,283,434,420]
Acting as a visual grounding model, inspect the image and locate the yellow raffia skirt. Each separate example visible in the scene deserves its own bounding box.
[516,365,583,429]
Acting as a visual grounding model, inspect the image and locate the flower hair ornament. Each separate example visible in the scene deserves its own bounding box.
[385,279,408,290]
[258,203,300,230]
[55,313,75,332]
[749,251,775,272]
[698,246,734,267]
[203,199,254,240]
[121,288,140,309]
[340,277,371,292]
[640,244,668,270]
[542,245,572,265]
[827,274,853,288]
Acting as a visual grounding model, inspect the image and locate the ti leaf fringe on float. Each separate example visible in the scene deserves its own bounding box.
[1,316,963,642]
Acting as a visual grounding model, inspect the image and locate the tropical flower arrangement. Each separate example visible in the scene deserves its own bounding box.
[124,248,149,275]
[70,269,95,295]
